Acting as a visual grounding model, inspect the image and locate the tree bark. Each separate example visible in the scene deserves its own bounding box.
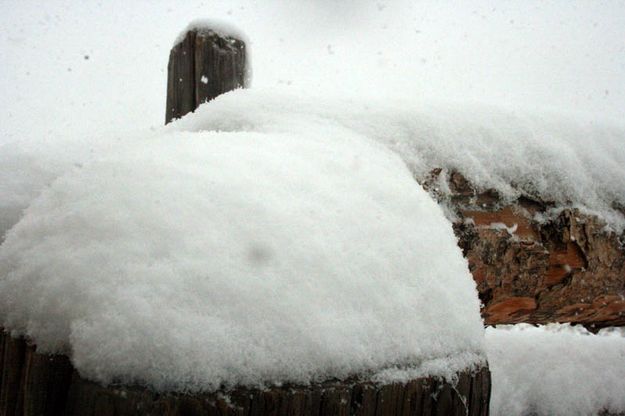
[421,169,625,330]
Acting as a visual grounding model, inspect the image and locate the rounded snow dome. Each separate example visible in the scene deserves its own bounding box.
[0,91,484,392]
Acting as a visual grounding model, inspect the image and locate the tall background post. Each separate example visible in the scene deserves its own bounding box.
[165,27,247,124]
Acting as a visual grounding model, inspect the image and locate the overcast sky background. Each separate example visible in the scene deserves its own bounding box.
[1,0,624,144]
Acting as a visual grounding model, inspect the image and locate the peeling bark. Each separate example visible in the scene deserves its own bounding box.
[423,170,625,329]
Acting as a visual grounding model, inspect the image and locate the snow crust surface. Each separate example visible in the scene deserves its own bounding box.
[174,89,625,232]
[0,121,484,391]
[487,324,625,416]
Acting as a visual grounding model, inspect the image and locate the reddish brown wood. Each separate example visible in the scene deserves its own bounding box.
[423,169,625,330]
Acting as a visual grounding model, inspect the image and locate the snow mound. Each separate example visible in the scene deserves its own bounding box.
[0,131,120,242]
[487,324,625,416]
[2,89,624,243]
[173,89,625,232]
[0,127,484,391]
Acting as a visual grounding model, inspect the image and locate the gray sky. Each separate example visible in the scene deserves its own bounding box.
[1,0,624,142]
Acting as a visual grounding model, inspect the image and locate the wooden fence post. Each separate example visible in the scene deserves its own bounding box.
[165,26,247,124]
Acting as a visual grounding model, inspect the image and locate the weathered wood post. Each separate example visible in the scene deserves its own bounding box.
[165,25,248,124]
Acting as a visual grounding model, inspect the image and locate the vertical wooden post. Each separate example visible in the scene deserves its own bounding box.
[165,27,247,124]
[0,332,25,415]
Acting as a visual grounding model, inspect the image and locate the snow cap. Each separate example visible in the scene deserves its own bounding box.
[0,92,485,392]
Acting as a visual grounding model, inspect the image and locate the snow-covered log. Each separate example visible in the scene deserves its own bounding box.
[0,330,491,416]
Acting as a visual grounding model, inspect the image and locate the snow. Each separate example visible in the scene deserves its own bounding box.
[487,324,625,416]
[1,88,623,394]
[2,2,624,241]
[3,90,623,249]
[0,124,485,392]
[0,131,120,243]
[4,90,623,245]
[371,351,485,385]
[173,19,249,48]
[173,89,625,232]
[1,0,624,403]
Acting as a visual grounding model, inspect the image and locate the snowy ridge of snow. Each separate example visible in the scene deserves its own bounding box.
[371,351,485,385]
[0,126,485,392]
[2,89,623,243]
[487,324,625,416]
[173,89,625,232]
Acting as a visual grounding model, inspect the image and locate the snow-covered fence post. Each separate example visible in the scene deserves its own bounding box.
[165,24,248,124]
